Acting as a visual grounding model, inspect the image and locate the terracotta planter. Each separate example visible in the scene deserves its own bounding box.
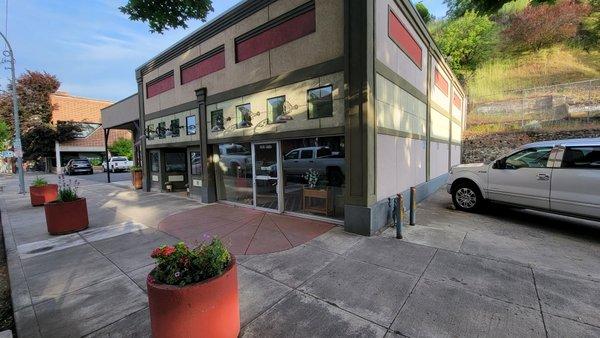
[132,171,143,189]
[147,257,240,338]
[29,184,58,206]
[44,198,89,235]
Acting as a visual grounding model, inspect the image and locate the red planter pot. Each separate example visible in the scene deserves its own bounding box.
[44,198,89,235]
[29,184,58,206]
[147,257,240,338]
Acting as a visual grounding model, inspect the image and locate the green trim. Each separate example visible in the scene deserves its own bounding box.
[145,101,198,121]
[207,126,344,144]
[146,140,200,149]
[430,137,450,144]
[377,127,425,141]
[375,60,427,104]
[451,141,461,146]
[430,101,450,117]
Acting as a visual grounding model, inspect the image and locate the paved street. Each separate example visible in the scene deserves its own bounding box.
[0,173,599,337]
[73,171,130,183]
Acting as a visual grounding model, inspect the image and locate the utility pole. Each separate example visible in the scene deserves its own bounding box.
[0,31,24,194]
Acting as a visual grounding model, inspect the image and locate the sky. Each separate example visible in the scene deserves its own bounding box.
[1,0,447,102]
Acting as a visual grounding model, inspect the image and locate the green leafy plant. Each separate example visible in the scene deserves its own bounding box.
[56,174,80,202]
[120,0,214,33]
[89,158,103,166]
[31,176,48,187]
[108,137,134,160]
[303,168,320,189]
[130,165,142,172]
[149,239,231,286]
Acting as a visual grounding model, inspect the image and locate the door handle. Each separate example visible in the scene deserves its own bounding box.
[536,173,550,181]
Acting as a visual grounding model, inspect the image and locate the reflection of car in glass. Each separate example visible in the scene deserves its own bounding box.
[447,138,600,220]
[219,144,252,175]
[102,156,133,173]
[283,146,345,186]
[190,153,202,174]
[65,158,93,175]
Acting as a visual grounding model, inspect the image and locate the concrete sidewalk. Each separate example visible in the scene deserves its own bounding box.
[1,174,599,337]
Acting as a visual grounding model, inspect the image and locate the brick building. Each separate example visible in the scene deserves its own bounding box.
[50,92,131,172]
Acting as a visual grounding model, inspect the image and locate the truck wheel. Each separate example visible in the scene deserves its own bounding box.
[452,181,484,212]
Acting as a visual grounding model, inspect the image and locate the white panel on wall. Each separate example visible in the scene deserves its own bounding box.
[430,109,450,141]
[430,59,451,112]
[451,144,461,166]
[375,0,428,95]
[376,134,426,200]
[451,122,461,144]
[376,74,426,136]
[452,104,462,122]
[430,141,450,179]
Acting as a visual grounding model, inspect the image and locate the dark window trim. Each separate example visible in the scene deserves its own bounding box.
[236,103,252,129]
[266,95,286,124]
[185,115,197,135]
[170,118,180,138]
[179,45,226,85]
[146,70,175,98]
[306,85,334,120]
[157,122,166,139]
[210,109,224,131]
[235,1,315,45]
[387,6,423,70]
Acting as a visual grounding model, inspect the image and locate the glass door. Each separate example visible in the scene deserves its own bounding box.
[252,142,282,211]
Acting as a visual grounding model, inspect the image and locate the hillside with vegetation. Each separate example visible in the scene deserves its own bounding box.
[416,0,600,161]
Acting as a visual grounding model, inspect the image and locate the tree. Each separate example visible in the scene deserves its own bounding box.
[416,2,432,23]
[502,0,591,52]
[19,122,81,161]
[0,121,10,151]
[432,11,498,80]
[120,0,214,33]
[580,0,600,51]
[109,137,134,160]
[444,0,511,18]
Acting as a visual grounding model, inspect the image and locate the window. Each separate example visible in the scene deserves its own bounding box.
[190,151,202,175]
[562,147,600,169]
[434,68,449,96]
[150,152,159,172]
[267,96,285,124]
[388,9,422,69]
[170,119,180,137]
[284,150,299,160]
[300,150,313,159]
[165,152,186,172]
[66,122,101,139]
[505,147,552,169]
[181,47,225,84]
[316,147,332,158]
[147,124,155,140]
[147,72,175,98]
[236,103,252,128]
[211,109,224,131]
[158,122,166,139]
[186,116,197,135]
[307,86,333,119]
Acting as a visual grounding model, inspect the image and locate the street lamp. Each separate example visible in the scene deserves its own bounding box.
[0,31,25,194]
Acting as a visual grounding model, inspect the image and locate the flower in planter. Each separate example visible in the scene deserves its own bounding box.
[303,168,320,189]
[149,239,231,287]
[57,174,80,202]
[31,176,48,187]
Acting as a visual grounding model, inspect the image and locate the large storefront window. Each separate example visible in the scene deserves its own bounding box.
[215,143,253,205]
[282,136,345,219]
[165,152,186,172]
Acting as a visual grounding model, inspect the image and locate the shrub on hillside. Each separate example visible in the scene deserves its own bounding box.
[502,0,591,52]
[108,137,134,160]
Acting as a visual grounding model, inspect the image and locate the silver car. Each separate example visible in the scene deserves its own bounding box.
[447,138,600,220]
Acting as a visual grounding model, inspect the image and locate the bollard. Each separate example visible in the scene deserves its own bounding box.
[396,193,403,239]
[410,187,416,226]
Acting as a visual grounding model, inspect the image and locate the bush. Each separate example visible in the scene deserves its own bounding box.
[150,239,231,287]
[502,0,591,52]
[108,137,134,160]
[57,174,80,202]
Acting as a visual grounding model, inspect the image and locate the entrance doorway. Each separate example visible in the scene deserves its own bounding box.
[252,142,282,212]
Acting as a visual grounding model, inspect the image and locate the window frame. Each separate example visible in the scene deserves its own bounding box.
[170,118,180,138]
[560,146,600,169]
[157,122,166,139]
[267,95,286,124]
[185,115,197,135]
[210,109,224,131]
[236,103,252,128]
[307,85,334,120]
[504,147,553,170]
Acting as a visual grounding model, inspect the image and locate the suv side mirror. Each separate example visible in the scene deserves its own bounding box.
[493,158,506,169]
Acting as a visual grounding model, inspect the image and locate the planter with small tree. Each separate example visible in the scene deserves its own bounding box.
[29,176,58,206]
[131,165,143,189]
[44,175,88,235]
[147,239,240,338]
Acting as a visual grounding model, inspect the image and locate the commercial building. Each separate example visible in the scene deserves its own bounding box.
[119,0,466,235]
[50,92,131,173]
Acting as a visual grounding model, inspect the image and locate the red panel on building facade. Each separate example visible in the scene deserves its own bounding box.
[235,9,316,62]
[453,94,462,109]
[147,74,175,98]
[388,9,422,69]
[181,50,226,85]
[434,69,449,96]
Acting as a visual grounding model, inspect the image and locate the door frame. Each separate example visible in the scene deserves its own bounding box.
[251,141,283,213]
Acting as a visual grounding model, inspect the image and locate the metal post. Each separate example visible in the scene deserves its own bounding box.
[104,128,111,183]
[396,193,403,239]
[0,31,24,194]
[410,187,416,225]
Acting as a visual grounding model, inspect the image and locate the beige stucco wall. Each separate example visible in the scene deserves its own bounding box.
[142,0,344,116]
[101,94,139,129]
[207,71,344,141]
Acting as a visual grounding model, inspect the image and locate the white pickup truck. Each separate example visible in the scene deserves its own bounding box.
[446,138,600,221]
[102,156,133,173]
